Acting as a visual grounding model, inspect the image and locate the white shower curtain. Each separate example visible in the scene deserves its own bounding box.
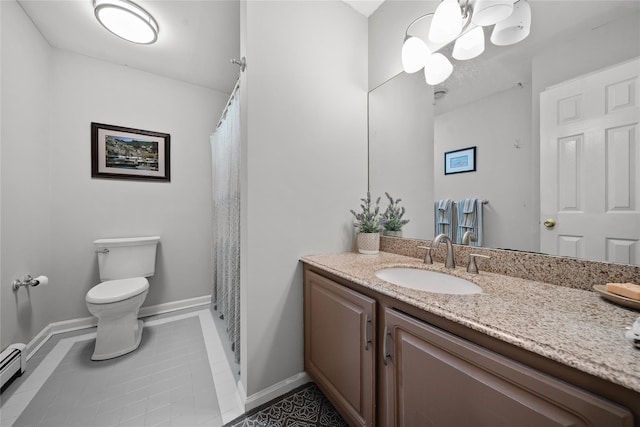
[211,83,241,364]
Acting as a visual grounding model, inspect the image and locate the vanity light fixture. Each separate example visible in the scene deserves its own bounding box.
[472,0,514,26]
[424,53,453,85]
[428,0,463,44]
[491,0,531,46]
[94,0,159,44]
[401,0,531,86]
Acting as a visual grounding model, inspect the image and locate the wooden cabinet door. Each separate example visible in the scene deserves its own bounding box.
[381,308,632,427]
[304,270,376,427]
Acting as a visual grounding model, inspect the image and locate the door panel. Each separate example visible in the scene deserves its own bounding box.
[540,58,640,265]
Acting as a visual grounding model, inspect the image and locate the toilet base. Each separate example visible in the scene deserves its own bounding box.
[86,288,148,361]
[92,319,144,361]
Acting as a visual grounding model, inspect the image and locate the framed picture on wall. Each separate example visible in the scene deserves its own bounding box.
[444,146,476,175]
[91,122,170,181]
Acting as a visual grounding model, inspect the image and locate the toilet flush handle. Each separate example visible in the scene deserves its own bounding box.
[95,248,109,254]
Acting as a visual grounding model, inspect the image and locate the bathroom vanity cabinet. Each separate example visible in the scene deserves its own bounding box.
[381,308,631,426]
[304,270,376,427]
[303,264,638,427]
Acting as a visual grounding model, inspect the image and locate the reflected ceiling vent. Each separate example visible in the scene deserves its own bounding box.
[434,88,448,100]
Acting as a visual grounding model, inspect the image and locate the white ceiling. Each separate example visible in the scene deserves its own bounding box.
[342,0,385,17]
[17,0,639,104]
[18,0,241,94]
[17,0,379,95]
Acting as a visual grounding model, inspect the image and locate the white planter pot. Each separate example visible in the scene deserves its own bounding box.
[357,232,380,255]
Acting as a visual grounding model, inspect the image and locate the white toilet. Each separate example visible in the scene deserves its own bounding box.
[86,236,160,361]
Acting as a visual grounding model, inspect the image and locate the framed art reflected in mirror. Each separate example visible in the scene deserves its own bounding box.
[444,146,476,175]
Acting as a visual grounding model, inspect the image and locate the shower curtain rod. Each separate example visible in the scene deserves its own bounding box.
[215,57,246,130]
[216,75,241,130]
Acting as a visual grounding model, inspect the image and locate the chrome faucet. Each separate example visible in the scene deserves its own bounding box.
[462,231,477,245]
[431,233,455,268]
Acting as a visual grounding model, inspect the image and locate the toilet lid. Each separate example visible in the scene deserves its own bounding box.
[86,277,149,304]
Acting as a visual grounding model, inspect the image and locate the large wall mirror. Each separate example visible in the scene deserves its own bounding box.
[369,1,640,265]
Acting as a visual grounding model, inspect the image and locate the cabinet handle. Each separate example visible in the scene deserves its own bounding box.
[383,325,392,365]
[364,314,372,351]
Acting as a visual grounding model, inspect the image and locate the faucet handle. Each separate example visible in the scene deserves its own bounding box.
[418,246,433,264]
[467,254,490,274]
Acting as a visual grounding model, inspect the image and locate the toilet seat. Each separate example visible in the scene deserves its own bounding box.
[86,277,149,304]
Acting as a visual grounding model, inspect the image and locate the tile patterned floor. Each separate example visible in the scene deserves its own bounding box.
[224,383,347,427]
[0,308,243,427]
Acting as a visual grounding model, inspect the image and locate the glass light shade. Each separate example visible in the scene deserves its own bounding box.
[428,0,463,44]
[402,36,430,73]
[471,0,514,26]
[491,0,531,46]
[452,26,485,60]
[94,0,159,44]
[424,53,453,86]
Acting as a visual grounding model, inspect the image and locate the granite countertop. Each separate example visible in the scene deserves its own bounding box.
[301,251,640,393]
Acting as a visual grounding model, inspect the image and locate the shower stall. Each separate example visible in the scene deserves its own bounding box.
[211,68,242,364]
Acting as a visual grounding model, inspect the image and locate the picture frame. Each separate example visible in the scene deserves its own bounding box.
[444,146,476,175]
[91,122,170,181]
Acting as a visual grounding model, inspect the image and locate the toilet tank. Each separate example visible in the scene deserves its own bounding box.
[94,236,160,281]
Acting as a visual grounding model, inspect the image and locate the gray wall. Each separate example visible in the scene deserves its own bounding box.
[435,86,534,250]
[1,0,53,350]
[240,0,368,398]
[1,0,228,350]
[369,71,434,240]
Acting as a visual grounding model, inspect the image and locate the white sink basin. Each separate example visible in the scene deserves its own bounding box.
[375,267,482,295]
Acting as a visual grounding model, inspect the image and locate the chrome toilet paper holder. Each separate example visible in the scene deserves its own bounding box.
[12,275,48,291]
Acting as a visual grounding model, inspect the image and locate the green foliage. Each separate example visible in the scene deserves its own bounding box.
[350,192,382,233]
[381,192,409,231]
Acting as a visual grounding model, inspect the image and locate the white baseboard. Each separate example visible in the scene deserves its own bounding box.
[240,371,311,412]
[138,294,211,318]
[26,294,212,361]
[26,317,97,360]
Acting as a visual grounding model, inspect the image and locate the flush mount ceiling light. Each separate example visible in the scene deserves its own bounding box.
[402,0,531,86]
[94,0,159,44]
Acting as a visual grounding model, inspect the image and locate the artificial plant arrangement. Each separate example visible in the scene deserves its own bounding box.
[350,192,382,233]
[350,192,382,254]
[381,192,409,236]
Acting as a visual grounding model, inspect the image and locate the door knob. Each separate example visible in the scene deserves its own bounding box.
[543,219,556,228]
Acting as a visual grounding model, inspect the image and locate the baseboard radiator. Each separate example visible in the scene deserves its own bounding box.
[1,343,26,392]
